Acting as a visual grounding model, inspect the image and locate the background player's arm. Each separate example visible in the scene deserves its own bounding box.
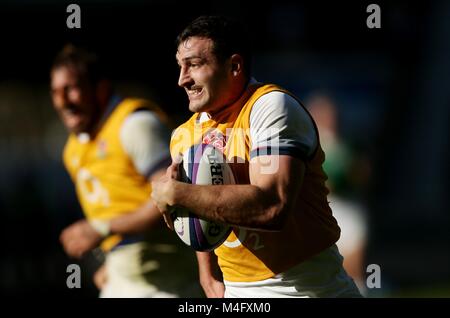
[60,168,167,259]
[60,110,171,258]
[107,168,166,235]
[107,110,171,234]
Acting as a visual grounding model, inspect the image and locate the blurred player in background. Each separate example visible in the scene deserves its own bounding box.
[307,93,370,294]
[152,15,361,298]
[50,45,178,297]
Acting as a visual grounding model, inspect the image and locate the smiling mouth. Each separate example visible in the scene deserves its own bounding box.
[62,108,81,119]
[63,107,78,115]
[61,108,83,129]
[186,87,203,99]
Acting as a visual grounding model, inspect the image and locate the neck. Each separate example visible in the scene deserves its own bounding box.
[86,93,117,137]
[207,78,250,121]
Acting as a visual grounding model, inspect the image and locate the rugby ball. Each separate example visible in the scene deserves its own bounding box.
[172,144,234,251]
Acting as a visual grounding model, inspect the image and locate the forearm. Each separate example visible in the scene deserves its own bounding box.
[152,157,303,231]
[109,200,164,235]
[196,251,224,298]
[196,251,222,282]
[173,182,284,230]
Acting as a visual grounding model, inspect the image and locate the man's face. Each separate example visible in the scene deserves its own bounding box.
[176,37,236,114]
[50,66,99,134]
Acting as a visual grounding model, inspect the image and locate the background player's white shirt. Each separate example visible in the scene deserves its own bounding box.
[119,110,171,178]
[100,110,174,298]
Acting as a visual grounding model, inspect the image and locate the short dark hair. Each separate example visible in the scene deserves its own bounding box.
[51,44,107,84]
[176,15,252,78]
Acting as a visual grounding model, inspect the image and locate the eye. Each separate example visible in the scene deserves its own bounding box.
[188,59,203,68]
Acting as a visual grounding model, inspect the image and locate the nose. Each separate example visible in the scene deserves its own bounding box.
[178,66,192,88]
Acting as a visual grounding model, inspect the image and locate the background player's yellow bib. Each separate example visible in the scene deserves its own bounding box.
[63,98,162,251]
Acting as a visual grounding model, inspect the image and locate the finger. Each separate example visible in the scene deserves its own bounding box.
[60,226,72,239]
[60,230,72,246]
[157,202,173,230]
[168,161,179,180]
[163,212,174,231]
[151,181,159,193]
[152,192,166,212]
[165,163,177,180]
[65,240,78,258]
[59,231,66,244]
[70,242,86,259]
[172,153,183,165]
[167,206,176,230]
[61,240,70,254]
[151,189,161,207]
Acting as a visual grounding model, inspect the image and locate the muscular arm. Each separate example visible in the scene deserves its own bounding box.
[153,155,305,231]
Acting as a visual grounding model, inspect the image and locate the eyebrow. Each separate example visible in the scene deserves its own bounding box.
[176,54,204,63]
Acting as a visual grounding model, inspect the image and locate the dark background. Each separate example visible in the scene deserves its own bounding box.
[0,0,449,297]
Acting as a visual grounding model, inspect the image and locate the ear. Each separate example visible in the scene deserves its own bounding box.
[230,54,244,76]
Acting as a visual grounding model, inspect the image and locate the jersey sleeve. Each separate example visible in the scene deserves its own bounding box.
[249,91,318,160]
[119,110,171,178]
